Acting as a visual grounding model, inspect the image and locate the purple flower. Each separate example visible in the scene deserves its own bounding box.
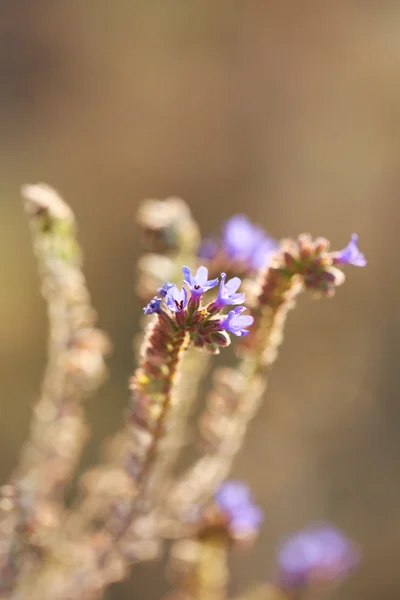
[143,296,162,315]
[334,234,366,267]
[278,523,359,590]
[165,285,188,312]
[251,236,279,270]
[182,265,219,298]
[157,281,175,297]
[198,237,220,260]
[213,273,245,309]
[221,307,254,337]
[222,214,278,270]
[214,481,263,535]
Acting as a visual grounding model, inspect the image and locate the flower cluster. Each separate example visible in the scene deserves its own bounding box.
[213,481,263,539]
[274,233,366,298]
[199,214,279,271]
[277,523,359,591]
[143,266,254,352]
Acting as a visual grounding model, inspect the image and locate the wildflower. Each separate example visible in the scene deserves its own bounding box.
[220,307,254,337]
[251,236,279,270]
[209,273,245,311]
[222,214,278,270]
[182,265,218,298]
[277,523,359,590]
[197,237,220,260]
[214,481,263,535]
[334,234,366,267]
[143,296,162,315]
[165,285,188,312]
[157,281,175,297]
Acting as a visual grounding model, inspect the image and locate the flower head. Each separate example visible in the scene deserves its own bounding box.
[222,214,278,270]
[165,285,188,312]
[214,481,263,536]
[220,307,254,337]
[182,265,218,298]
[213,273,245,309]
[157,281,175,297]
[143,296,162,315]
[334,234,366,267]
[277,523,359,590]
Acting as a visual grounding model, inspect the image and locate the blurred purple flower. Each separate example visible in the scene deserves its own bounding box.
[251,236,280,270]
[334,234,366,267]
[143,296,162,315]
[222,214,278,270]
[277,523,359,590]
[165,285,188,312]
[221,307,254,337]
[214,481,263,535]
[182,265,218,298]
[198,237,220,260]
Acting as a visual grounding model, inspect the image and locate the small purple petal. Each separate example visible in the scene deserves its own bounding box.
[165,285,188,312]
[335,234,367,267]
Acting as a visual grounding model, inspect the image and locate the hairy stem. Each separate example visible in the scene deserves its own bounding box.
[93,312,190,579]
[0,184,110,593]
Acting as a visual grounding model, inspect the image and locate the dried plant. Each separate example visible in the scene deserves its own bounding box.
[0,184,366,600]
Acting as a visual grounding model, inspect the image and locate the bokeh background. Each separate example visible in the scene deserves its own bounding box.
[1,2,400,598]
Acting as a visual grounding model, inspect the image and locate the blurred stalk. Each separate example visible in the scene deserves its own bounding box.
[166,531,230,600]
[0,184,110,593]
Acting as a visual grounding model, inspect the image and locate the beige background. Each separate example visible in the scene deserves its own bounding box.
[1,2,399,599]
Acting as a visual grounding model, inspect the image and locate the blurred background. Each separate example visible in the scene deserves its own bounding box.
[1,1,400,598]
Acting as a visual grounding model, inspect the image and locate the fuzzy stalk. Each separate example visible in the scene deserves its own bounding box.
[91,311,190,582]
[0,185,110,593]
[195,532,229,600]
[166,531,230,600]
[142,348,211,514]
